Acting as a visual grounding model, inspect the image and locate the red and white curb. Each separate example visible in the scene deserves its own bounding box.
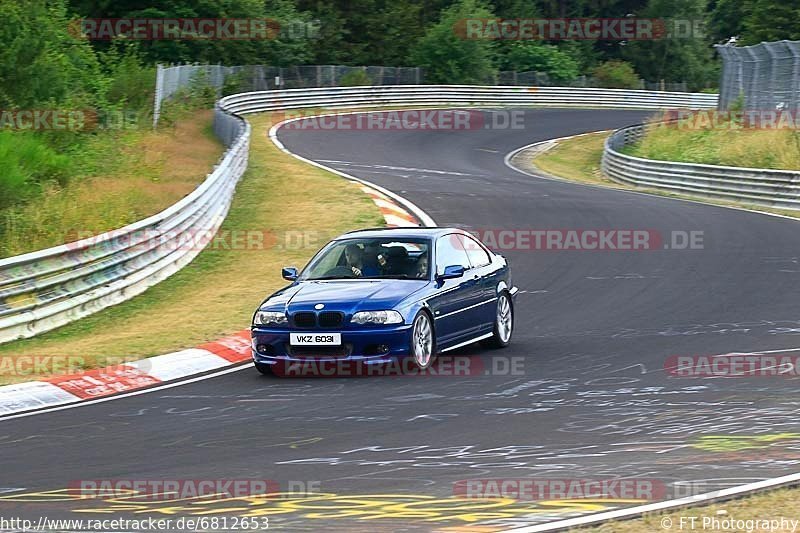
[360,185,420,227]
[0,330,252,416]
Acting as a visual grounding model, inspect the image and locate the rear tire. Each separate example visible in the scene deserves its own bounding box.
[254,362,273,375]
[485,291,513,348]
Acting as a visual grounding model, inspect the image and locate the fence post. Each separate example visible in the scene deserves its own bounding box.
[746,47,759,110]
[152,63,165,129]
[765,42,779,110]
[791,42,800,114]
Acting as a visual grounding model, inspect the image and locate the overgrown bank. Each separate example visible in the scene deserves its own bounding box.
[0,112,384,385]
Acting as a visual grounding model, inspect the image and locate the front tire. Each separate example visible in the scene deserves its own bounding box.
[486,291,513,348]
[254,362,273,375]
[408,311,435,370]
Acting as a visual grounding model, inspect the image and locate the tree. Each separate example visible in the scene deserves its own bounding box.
[497,42,579,83]
[620,0,717,90]
[708,0,751,43]
[410,0,497,84]
[708,0,800,45]
[296,0,449,66]
[67,0,313,66]
[0,0,103,109]
[742,0,800,44]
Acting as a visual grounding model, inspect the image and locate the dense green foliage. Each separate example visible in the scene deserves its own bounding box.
[411,0,497,84]
[1,0,797,216]
[591,60,641,89]
[0,132,71,210]
[709,0,800,45]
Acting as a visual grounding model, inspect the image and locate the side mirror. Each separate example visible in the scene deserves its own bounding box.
[437,265,465,280]
[282,267,299,281]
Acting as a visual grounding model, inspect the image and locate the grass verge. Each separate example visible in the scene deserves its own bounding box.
[578,487,800,532]
[625,116,800,170]
[0,110,223,258]
[532,132,800,220]
[0,112,384,384]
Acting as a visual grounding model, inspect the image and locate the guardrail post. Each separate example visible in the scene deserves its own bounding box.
[153,64,165,128]
[791,42,800,114]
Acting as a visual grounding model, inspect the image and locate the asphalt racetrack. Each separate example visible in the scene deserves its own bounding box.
[3,109,800,531]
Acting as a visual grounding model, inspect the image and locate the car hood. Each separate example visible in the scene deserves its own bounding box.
[265,279,430,313]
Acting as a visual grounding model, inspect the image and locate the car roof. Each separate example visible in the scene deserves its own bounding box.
[336,227,468,240]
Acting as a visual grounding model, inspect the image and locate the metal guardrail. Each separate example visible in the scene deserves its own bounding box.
[218,85,718,114]
[153,64,699,127]
[602,123,800,209]
[0,85,716,344]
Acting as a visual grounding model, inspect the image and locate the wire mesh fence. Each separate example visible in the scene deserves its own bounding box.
[715,40,800,111]
[153,64,423,126]
[495,71,687,92]
[153,63,694,126]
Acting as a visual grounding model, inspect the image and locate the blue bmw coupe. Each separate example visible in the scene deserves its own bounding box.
[251,227,517,374]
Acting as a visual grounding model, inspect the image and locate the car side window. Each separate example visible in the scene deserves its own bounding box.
[462,235,492,268]
[435,234,471,275]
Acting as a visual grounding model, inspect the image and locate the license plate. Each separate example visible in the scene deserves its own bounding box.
[290,333,341,346]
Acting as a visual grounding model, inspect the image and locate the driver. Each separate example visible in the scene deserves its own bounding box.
[345,244,379,277]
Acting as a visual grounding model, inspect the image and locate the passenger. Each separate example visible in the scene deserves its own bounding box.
[414,254,429,278]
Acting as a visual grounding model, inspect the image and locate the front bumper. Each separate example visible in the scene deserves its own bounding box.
[251,323,414,366]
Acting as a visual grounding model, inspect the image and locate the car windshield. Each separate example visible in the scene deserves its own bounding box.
[301,238,431,280]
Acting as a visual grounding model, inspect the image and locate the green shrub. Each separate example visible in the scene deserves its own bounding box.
[103,50,156,114]
[729,93,746,112]
[221,70,252,96]
[0,132,71,210]
[591,60,640,89]
[338,69,373,86]
[498,43,579,84]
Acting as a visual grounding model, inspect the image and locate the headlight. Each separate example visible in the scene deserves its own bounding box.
[351,310,403,325]
[254,310,288,326]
